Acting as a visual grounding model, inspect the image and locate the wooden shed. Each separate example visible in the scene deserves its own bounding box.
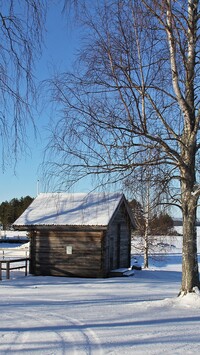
[13,192,135,278]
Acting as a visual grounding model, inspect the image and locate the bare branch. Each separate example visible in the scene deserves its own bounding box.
[0,1,46,166]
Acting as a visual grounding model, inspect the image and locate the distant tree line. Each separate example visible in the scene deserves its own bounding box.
[0,196,33,230]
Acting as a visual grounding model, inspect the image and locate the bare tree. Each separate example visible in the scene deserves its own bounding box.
[0,0,46,167]
[126,152,172,268]
[45,1,200,294]
[131,177,160,269]
[130,196,175,269]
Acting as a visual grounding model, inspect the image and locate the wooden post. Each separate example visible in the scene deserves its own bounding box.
[6,261,10,279]
[0,262,2,281]
[25,259,28,276]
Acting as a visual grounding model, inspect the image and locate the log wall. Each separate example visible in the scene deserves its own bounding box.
[30,230,106,277]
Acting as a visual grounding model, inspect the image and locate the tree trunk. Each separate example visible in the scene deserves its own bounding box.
[180,148,200,293]
[143,230,149,269]
[143,176,151,269]
[181,195,199,293]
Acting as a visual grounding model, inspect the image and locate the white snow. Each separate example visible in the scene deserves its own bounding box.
[13,192,125,226]
[0,230,28,239]
[1,232,200,354]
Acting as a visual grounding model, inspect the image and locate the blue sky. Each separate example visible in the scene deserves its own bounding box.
[0,3,189,219]
[0,2,83,203]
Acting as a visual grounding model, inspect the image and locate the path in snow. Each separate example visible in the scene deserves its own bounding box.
[1,232,200,354]
[1,259,200,355]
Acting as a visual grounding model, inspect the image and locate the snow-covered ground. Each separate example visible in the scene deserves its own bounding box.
[1,229,200,354]
[0,230,29,259]
[0,242,29,260]
[0,229,28,240]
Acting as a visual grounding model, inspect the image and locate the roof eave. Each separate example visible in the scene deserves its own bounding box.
[13,224,108,231]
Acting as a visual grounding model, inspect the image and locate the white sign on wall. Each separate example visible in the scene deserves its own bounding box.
[66,245,73,255]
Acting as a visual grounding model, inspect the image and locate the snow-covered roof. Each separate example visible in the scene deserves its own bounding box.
[13,192,127,227]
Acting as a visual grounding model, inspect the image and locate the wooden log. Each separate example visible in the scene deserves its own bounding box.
[6,261,10,279]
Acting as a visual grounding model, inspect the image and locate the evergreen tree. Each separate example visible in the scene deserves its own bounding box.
[0,196,33,229]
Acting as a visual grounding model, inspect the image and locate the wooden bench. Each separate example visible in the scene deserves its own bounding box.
[0,258,29,280]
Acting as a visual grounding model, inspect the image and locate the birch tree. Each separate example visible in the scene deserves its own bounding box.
[132,170,159,269]
[127,155,172,269]
[46,0,200,294]
[129,176,156,270]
